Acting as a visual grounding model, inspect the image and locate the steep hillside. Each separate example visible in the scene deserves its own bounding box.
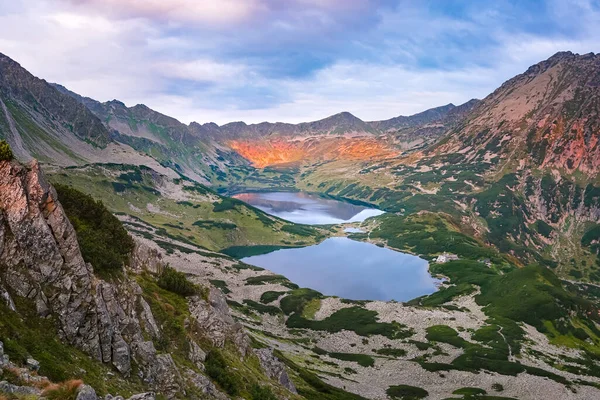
[53,84,247,184]
[434,51,600,175]
[0,53,110,164]
[0,156,338,400]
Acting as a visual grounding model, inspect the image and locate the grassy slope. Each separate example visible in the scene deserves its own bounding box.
[47,164,328,252]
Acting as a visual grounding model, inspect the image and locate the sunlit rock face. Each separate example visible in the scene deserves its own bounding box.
[228,136,398,167]
[434,51,600,177]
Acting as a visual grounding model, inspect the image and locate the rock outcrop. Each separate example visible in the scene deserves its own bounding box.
[255,348,297,394]
[189,288,251,356]
[0,158,296,398]
[0,159,183,395]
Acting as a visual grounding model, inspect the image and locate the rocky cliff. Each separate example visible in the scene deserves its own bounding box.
[0,158,296,398]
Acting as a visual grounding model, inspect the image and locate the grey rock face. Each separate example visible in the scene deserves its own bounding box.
[0,381,40,396]
[130,241,164,274]
[189,288,251,356]
[184,368,229,400]
[76,384,99,400]
[0,160,183,396]
[0,284,16,311]
[139,297,161,339]
[25,357,40,371]
[255,348,297,393]
[0,341,8,367]
[188,340,207,370]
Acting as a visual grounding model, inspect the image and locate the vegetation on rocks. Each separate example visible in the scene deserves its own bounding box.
[385,384,428,399]
[0,140,13,161]
[55,184,134,277]
[157,266,199,297]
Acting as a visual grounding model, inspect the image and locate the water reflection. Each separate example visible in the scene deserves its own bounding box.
[232,191,384,225]
[242,237,440,301]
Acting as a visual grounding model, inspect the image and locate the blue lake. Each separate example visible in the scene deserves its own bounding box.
[232,191,384,225]
[242,237,440,302]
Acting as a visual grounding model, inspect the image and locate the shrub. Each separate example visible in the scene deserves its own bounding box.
[386,384,428,399]
[376,348,407,357]
[205,351,241,396]
[54,184,134,277]
[452,387,487,396]
[42,379,83,400]
[287,306,413,339]
[492,383,504,392]
[0,140,13,161]
[329,352,374,367]
[250,384,277,400]
[243,300,282,315]
[157,266,198,297]
[280,288,323,315]
[260,291,287,304]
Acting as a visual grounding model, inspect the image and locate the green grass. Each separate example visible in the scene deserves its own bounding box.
[210,279,231,294]
[375,348,407,357]
[286,307,414,339]
[0,296,145,397]
[280,289,323,315]
[243,300,282,315]
[48,164,325,253]
[274,350,367,400]
[328,352,375,367]
[246,275,299,289]
[386,384,428,399]
[260,291,287,304]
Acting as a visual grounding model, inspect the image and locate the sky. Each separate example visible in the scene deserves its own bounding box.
[0,0,599,125]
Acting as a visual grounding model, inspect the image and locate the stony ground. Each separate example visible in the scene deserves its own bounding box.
[133,229,600,400]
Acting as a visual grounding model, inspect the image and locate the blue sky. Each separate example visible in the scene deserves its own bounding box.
[0,0,599,124]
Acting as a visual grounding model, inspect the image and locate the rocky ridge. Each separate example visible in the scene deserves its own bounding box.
[0,158,296,398]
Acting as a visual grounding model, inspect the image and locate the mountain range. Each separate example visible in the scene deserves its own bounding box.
[1,50,600,400]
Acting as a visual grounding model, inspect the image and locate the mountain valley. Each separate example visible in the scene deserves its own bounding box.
[1,50,600,400]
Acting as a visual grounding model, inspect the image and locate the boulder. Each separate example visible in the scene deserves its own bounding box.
[255,348,297,393]
[25,357,40,371]
[188,340,207,370]
[189,288,251,356]
[76,384,98,400]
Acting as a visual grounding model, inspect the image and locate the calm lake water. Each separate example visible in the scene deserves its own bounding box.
[242,237,440,301]
[232,191,384,225]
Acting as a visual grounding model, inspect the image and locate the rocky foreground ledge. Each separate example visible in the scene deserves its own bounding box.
[0,158,299,398]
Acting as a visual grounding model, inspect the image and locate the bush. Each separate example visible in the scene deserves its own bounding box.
[452,387,487,396]
[287,306,413,339]
[205,351,241,396]
[376,348,407,357]
[329,352,375,367]
[54,184,134,277]
[260,291,287,304]
[386,384,428,399]
[0,140,13,161]
[250,384,277,400]
[157,266,198,297]
[280,288,323,315]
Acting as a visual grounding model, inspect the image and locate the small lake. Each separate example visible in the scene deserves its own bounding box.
[242,237,440,301]
[232,191,384,225]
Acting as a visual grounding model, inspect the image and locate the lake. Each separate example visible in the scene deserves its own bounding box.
[232,191,384,225]
[242,237,440,301]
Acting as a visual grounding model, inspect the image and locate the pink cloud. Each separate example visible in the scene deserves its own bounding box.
[62,0,266,25]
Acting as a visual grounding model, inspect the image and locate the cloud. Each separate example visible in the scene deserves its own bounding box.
[1,0,599,125]
[61,0,265,25]
[155,59,249,83]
